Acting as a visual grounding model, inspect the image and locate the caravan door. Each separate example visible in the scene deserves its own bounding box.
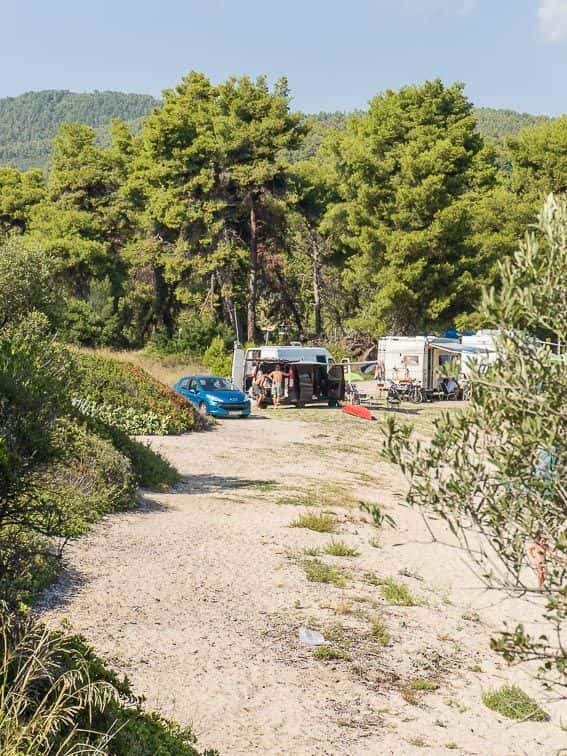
[231,345,246,390]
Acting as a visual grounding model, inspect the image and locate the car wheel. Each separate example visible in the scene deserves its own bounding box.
[198,401,208,416]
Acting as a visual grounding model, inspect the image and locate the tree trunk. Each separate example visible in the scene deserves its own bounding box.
[247,202,258,342]
[312,235,322,336]
[216,269,243,343]
[274,268,303,336]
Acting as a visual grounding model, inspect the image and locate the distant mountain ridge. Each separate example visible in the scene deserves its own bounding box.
[0,89,551,171]
[0,90,159,170]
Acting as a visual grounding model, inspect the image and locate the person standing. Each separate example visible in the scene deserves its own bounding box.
[268,364,289,408]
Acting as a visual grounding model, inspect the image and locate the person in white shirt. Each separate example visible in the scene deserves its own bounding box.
[446,377,460,398]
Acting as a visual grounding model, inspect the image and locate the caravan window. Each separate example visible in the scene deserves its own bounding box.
[316,355,326,364]
[402,355,420,366]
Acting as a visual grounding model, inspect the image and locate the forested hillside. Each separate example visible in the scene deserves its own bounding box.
[474,106,548,141]
[1,73,563,353]
[0,89,552,170]
[0,90,159,169]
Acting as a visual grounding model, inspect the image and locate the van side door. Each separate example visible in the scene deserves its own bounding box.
[297,366,315,403]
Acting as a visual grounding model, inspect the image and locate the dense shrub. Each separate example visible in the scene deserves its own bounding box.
[203,336,233,377]
[147,312,233,357]
[0,606,217,755]
[73,352,202,434]
[0,239,60,330]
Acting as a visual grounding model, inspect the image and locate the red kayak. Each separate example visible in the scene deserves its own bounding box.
[341,404,376,421]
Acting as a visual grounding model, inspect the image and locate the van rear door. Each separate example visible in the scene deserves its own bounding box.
[231,345,245,389]
[327,364,345,401]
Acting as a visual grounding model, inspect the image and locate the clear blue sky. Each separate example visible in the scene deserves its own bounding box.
[1,0,566,115]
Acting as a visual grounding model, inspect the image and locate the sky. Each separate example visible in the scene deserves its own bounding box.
[1,0,566,115]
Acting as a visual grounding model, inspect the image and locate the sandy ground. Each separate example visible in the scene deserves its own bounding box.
[39,407,566,755]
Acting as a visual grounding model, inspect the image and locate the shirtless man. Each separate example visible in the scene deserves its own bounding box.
[268,365,289,408]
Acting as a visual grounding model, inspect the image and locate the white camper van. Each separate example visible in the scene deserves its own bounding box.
[231,343,342,408]
[232,343,334,391]
[376,336,460,390]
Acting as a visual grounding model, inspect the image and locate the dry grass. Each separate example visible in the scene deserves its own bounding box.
[75,347,205,387]
[369,617,391,646]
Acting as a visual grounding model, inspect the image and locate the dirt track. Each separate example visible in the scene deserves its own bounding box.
[39,409,565,755]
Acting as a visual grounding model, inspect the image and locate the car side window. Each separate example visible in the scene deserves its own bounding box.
[189,380,197,391]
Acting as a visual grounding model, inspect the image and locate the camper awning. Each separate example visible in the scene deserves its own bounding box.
[431,343,493,355]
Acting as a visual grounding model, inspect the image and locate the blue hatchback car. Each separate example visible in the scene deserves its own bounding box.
[174,375,251,418]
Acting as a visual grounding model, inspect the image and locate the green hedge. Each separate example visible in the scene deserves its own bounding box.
[73,353,201,435]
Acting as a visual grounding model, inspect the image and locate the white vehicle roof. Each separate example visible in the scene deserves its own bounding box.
[247,345,333,359]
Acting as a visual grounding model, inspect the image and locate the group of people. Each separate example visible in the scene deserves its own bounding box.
[249,365,289,408]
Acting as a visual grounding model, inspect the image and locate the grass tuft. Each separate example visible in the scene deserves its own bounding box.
[481,685,549,722]
[312,645,351,661]
[303,546,321,556]
[369,617,391,646]
[323,539,360,557]
[380,577,418,606]
[290,510,337,533]
[409,678,439,692]
[303,559,349,587]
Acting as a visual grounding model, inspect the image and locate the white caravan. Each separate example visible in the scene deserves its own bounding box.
[375,333,499,390]
[375,336,460,390]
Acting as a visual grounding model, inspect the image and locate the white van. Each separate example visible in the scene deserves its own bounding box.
[231,343,334,391]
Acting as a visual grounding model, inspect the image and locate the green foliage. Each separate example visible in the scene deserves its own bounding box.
[380,578,418,606]
[474,107,548,143]
[0,166,44,233]
[0,606,216,754]
[72,352,201,435]
[303,559,349,587]
[203,336,233,377]
[126,71,306,341]
[385,195,567,687]
[0,238,59,329]
[290,510,337,532]
[481,685,549,722]
[321,80,520,335]
[312,645,351,661]
[369,617,391,646]
[0,89,157,170]
[116,436,179,489]
[323,539,360,557]
[148,312,233,357]
[409,678,439,691]
[508,116,567,201]
[360,502,396,529]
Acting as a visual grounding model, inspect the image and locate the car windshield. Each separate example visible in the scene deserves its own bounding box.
[198,377,232,391]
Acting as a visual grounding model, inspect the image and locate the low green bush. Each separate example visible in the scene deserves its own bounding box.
[0,607,217,755]
[481,685,549,722]
[73,352,201,434]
